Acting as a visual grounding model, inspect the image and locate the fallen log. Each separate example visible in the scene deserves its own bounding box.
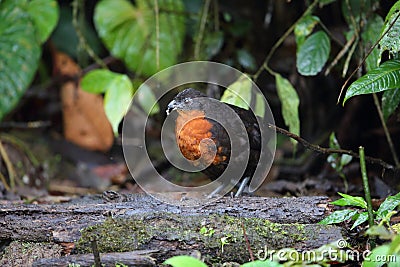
[0,194,342,266]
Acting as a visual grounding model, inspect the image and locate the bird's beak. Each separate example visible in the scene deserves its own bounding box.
[166,100,177,115]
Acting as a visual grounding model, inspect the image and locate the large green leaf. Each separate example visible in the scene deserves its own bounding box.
[26,0,59,43]
[382,88,400,121]
[94,0,185,76]
[275,74,300,145]
[296,31,330,76]
[361,14,384,71]
[379,0,400,60]
[81,70,134,135]
[0,0,41,121]
[344,60,400,104]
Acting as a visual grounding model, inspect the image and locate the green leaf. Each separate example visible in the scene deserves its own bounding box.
[319,209,358,225]
[275,74,300,145]
[294,15,320,47]
[163,256,208,267]
[351,212,369,229]
[136,84,160,116]
[361,14,384,71]
[366,225,393,239]
[221,75,252,110]
[382,88,400,121]
[236,49,257,71]
[388,233,400,255]
[241,260,283,267]
[379,1,400,59]
[0,0,41,121]
[332,192,368,209]
[82,70,134,135]
[344,60,400,104]
[26,0,59,43]
[362,244,390,267]
[81,69,123,94]
[255,92,265,118]
[377,192,400,220]
[202,31,224,59]
[296,31,330,76]
[94,0,185,76]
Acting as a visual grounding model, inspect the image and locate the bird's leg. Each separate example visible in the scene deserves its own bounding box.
[234,177,250,197]
[207,183,225,198]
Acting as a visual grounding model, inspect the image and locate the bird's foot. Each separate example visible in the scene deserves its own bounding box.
[234,177,250,197]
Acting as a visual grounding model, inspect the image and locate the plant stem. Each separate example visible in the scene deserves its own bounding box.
[72,0,107,69]
[194,0,211,60]
[359,146,374,227]
[154,0,160,71]
[372,93,400,167]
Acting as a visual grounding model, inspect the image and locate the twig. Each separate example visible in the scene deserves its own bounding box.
[252,0,319,81]
[154,0,160,71]
[0,140,16,190]
[241,221,254,262]
[194,0,211,59]
[324,33,356,76]
[72,0,107,69]
[338,11,400,103]
[372,93,399,167]
[0,121,51,129]
[359,146,374,227]
[0,171,11,191]
[91,237,102,267]
[268,123,395,170]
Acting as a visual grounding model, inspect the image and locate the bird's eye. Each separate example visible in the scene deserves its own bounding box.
[184,98,190,103]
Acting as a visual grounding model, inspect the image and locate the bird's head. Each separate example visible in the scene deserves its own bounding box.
[166,88,208,115]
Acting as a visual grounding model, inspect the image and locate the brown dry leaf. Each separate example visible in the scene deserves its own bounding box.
[53,51,113,151]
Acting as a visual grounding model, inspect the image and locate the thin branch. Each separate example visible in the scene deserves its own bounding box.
[268,123,395,170]
[154,0,160,71]
[324,33,356,76]
[194,0,211,59]
[372,93,399,167]
[241,221,254,262]
[252,0,319,81]
[0,140,16,190]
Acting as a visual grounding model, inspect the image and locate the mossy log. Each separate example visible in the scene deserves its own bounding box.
[0,194,343,266]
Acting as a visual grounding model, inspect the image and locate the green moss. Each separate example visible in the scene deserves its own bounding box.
[76,217,152,253]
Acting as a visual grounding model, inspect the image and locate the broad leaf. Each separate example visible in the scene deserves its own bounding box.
[81,70,134,135]
[379,0,400,59]
[344,60,400,104]
[0,0,41,121]
[163,255,208,267]
[362,244,390,267]
[377,192,400,220]
[294,15,320,47]
[94,0,185,76]
[275,74,300,145]
[382,88,400,120]
[361,14,384,71]
[136,83,160,116]
[242,260,283,267]
[221,75,252,110]
[26,0,59,43]
[296,31,331,76]
[331,193,367,209]
[351,212,369,229]
[319,209,358,225]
